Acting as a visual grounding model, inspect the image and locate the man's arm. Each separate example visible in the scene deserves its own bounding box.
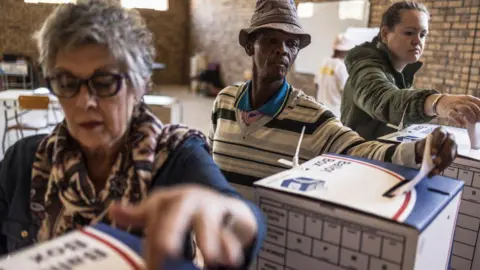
[316,113,418,168]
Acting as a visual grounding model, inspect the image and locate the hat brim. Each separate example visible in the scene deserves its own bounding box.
[239,23,311,49]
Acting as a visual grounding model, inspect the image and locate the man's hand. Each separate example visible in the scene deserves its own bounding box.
[108,184,258,270]
[415,127,457,176]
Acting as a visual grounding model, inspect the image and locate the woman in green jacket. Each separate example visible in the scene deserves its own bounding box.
[341,1,480,140]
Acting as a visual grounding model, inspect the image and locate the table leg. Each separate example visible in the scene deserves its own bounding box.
[2,101,8,154]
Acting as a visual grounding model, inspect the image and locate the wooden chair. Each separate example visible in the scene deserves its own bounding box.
[33,88,62,125]
[2,95,51,153]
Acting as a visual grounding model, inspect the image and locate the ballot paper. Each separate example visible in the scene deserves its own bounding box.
[386,106,407,131]
[467,122,480,149]
[388,134,435,197]
[278,126,305,168]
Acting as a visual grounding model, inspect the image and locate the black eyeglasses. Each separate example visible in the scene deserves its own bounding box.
[45,72,127,99]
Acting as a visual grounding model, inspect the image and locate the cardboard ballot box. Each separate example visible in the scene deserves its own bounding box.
[253,154,463,270]
[379,124,480,270]
[0,223,200,270]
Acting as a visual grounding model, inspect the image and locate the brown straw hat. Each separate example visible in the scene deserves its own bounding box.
[239,0,311,49]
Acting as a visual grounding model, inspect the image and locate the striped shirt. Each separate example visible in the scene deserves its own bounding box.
[209,83,417,187]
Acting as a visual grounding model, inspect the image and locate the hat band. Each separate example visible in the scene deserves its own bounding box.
[250,14,302,29]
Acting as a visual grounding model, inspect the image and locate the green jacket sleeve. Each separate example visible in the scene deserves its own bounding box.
[348,59,438,126]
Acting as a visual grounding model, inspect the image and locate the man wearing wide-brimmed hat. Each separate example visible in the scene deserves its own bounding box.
[208,0,456,200]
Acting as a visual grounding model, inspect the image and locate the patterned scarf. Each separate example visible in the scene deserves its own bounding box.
[30,103,207,242]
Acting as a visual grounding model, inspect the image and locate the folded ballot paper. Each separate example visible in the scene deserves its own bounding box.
[0,223,200,270]
[467,121,480,149]
[383,134,435,197]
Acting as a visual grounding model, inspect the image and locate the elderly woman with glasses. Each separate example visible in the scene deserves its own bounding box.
[0,1,264,269]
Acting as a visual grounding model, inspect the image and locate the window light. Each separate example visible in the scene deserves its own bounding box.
[297,2,314,18]
[24,0,76,4]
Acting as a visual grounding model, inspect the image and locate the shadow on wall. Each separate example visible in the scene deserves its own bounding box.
[151,44,170,85]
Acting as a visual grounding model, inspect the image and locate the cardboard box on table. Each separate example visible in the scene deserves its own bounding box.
[253,153,463,270]
[379,124,480,270]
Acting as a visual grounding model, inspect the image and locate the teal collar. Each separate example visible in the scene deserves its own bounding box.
[235,80,291,118]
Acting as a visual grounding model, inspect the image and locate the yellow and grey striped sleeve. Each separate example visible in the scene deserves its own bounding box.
[313,113,418,168]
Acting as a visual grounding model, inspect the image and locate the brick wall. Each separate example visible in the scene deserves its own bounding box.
[190,0,480,98]
[2,0,478,90]
[0,0,190,84]
[190,0,335,91]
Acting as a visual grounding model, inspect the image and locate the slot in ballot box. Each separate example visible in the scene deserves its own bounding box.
[253,154,463,270]
[0,223,200,270]
[379,124,480,270]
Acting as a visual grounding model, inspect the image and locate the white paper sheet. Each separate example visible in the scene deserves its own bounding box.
[467,122,480,150]
[390,134,435,196]
[278,126,306,169]
[386,106,407,131]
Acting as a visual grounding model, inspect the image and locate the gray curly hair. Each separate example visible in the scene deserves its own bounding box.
[34,0,155,92]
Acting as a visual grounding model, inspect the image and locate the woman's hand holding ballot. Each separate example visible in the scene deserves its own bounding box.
[426,94,480,126]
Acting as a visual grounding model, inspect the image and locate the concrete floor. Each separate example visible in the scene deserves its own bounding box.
[0,85,214,160]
